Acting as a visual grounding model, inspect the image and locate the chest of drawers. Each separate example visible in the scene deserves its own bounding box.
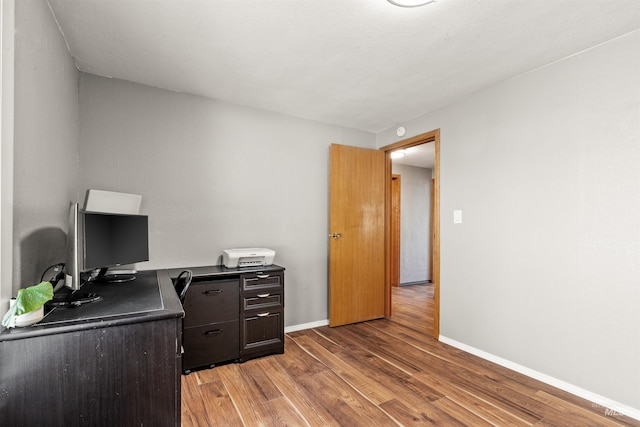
[240,270,285,362]
[171,265,284,373]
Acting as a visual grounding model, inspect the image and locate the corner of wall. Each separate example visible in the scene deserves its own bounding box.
[0,0,16,312]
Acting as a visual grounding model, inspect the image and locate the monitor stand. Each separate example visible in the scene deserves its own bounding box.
[48,288,101,308]
[99,274,136,283]
[97,268,137,284]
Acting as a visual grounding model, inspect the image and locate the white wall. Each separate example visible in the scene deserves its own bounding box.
[12,0,78,292]
[377,30,640,411]
[77,73,376,327]
[392,163,431,284]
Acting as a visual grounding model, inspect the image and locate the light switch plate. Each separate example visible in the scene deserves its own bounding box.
[453,210,462,224]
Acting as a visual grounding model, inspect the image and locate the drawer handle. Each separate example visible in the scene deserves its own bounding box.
[204,329,223,335]
[257,293,270,298]
[256,273,269,279]
[203,289,223,295]
[256,312,270,317]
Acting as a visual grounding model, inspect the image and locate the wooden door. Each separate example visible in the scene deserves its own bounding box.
[391,174,401,287]
[329,144,386,327]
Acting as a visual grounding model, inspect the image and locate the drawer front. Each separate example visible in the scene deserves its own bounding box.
[242,291,283,312]
[183,320,239,370]
[241,310,284,351]
[182,279,239,327]
[242,272,283,292]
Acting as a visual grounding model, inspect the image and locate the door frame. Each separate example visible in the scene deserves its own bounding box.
[390,174,401,287]
[381,129,440,340]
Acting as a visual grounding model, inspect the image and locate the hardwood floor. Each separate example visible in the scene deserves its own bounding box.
[181,284,638,426]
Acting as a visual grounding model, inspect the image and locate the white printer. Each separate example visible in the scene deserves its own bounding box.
[222,248,276,268]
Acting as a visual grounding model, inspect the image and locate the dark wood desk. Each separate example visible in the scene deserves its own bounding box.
[0,270,184,427]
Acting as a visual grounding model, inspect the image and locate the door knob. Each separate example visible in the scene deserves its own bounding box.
[330,233,342,240]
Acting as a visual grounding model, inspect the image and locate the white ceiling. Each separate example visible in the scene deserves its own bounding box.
[47,0,640,133]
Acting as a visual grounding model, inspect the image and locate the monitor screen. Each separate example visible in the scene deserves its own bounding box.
[83,212,149,271]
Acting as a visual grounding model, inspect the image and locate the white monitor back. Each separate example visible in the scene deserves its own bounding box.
[84,190,141,214]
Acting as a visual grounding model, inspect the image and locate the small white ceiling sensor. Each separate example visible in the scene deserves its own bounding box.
[396,126,406,137]
[388,0,436,7]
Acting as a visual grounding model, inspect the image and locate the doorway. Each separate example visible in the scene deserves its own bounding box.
[390,151,433,287]
[382,129,440,339]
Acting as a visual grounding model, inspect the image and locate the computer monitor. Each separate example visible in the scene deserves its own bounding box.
[65,203,149,290]
[83,211,149,272]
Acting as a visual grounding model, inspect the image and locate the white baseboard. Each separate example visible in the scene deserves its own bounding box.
[285,319,329,333]
[439,335,640,421]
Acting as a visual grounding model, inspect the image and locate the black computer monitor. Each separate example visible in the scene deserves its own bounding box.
[83,211,149,273]
[64,203,149,290]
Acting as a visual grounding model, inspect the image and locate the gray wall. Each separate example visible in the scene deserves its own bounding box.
[77,73,376,327]
[378,30,640,410]
[391,163,431,284]
[1,0,16,313]
[12,0,78,291]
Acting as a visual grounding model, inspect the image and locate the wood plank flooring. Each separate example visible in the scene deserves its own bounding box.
[181,284,639,426]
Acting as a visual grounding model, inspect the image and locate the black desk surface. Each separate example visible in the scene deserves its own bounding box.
[0,269,183,342]
[167,264,285,279]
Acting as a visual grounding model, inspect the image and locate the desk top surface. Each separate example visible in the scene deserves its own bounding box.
[0,269,183,342]
[167,264,285,279]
